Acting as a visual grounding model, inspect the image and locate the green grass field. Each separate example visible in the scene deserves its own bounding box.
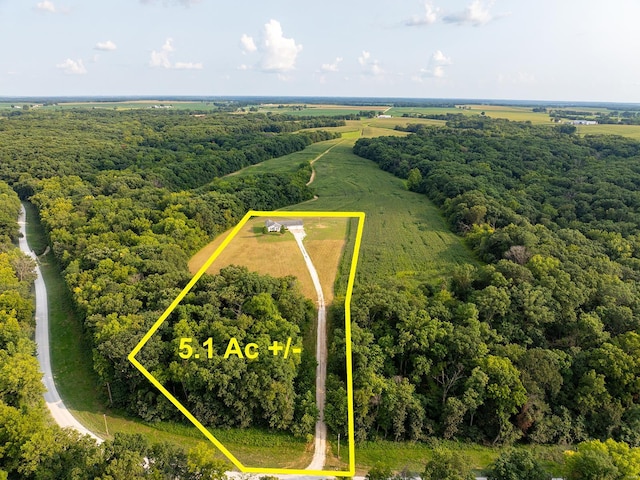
[255,104,389,116]
[1,101,227,111]
[282,140,478,284]
[226,138,343,177]
[577,123,640,139]
[228,133,477,285]
[341,440,566,477]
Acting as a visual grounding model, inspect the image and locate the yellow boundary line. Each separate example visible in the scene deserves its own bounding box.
[128,210,364,476]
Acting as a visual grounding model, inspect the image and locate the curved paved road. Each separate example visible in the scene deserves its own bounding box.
[18,204,102,443]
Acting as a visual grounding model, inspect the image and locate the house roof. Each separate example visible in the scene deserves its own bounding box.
[265,219,303,227]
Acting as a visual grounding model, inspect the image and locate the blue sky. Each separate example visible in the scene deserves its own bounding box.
[1,0,639,102]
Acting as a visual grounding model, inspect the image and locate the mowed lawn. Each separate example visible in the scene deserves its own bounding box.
[188,216,349,304]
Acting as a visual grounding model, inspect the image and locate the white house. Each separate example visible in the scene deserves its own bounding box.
[265,219,303,232]
[265,220,282,232]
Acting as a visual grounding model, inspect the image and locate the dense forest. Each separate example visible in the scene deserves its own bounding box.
[3,107,640,477]
[0,181,236,479]
[4,109,335,433]
[0,109,341,478]
[0,109,339,190]
[346,118,640,447]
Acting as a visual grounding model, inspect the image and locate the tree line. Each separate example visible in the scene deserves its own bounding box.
[0,109,340,191]
[0,181,238,479]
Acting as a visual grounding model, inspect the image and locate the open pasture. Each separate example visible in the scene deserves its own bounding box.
[33,100,224,110]
[221,127,477,285]
[226,138,343,177]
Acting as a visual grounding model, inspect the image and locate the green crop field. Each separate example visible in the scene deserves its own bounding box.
[27,101,226,111]
[387,105,553,124]
[227,130,477,285]
[577,123,640,139]
[279,140,478,284]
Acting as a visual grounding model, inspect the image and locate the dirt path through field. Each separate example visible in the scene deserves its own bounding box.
[18,204,102,443]
[306,140,342,186]
[288,225,327,471]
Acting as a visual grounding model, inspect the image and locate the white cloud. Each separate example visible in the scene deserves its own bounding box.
[443,0,504,26]
[241,20,303,74]
[240,34,257,54]
[358,51,383,76]
[36,0,56,12]
[321,57,343,72]
[150,38,174,68]
[95,40,117,51]
[432,50,452,65]
[405,1,438,26]
[56,58,87,75]
[261,20,302,72]
[415,50,452,80]
[149,38,201,70]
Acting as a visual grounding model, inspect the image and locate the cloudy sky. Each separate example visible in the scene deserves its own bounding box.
[1,0,639,102]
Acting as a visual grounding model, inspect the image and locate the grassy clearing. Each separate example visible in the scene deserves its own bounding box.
[189,218,312,298]
[255,104,388,116]
[36,101,224,111]
[367,116,446,130]
[337,440,565,477]
[226,127,476,285]
[299,118,444,140]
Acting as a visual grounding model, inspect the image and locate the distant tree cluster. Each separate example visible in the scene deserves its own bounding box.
[548,108,640,125]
